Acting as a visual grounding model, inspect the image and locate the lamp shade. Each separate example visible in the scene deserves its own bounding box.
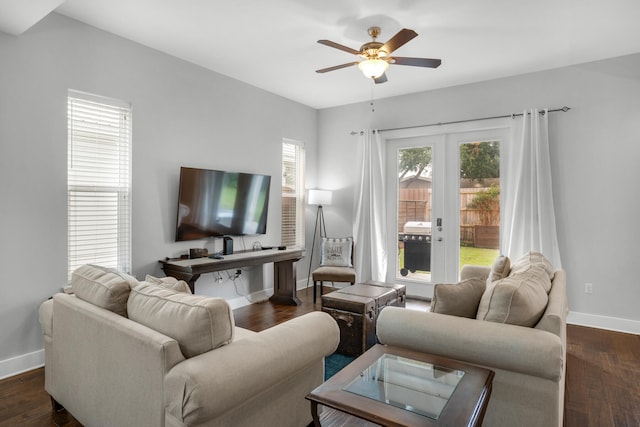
[358,59,389,79]
[308,189,332,206]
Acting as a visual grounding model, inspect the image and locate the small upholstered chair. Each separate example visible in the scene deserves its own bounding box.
[312,237,356,303]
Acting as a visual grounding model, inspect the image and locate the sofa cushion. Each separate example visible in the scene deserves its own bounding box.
[321,237,353,267]
[144,274,192,294]
[127,283,234,358]
[71,265,138,317]
[487,255,510,284]
[510,251,555,282]
[476,266,550,327]
[431,278,486,318]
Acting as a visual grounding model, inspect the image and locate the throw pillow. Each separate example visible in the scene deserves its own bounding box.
[476,266,551,327]
[431,278,486,318]
[487,255,510,284]
[71,264,139,317]
[144,274,192,294]
[321,237,353,267]
[509,251,555,281]
[127,283,234,358]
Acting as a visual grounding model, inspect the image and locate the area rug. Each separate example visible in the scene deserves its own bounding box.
[324,352,356,380]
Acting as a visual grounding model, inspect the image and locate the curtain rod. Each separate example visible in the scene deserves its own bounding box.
[350,106,571,135]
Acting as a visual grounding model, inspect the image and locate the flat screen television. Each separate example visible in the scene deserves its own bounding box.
[175,167,271,241]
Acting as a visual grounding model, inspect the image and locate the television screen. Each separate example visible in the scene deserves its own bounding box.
[175,167,271,241]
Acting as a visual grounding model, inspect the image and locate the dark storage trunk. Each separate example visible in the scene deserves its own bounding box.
[322,294,376,356]
[362,281,407,308]
[321,282,407,356]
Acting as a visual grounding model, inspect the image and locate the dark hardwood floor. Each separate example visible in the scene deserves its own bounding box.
[564,324,640,426]
[1,285,638,426]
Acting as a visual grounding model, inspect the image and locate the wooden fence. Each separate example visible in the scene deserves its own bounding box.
[398,187,500,248]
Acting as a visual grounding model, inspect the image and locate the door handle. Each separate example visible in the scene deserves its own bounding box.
[437,237,443,242]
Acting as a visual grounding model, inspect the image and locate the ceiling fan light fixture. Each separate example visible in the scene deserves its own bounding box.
[358,59,389,79]
[317,27,441,82]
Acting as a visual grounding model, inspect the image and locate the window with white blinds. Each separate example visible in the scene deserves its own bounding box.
[282,140,305,248]
[67,91,132,280]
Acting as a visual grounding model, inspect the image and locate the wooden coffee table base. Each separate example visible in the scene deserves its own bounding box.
[308,344,494,427]
[315,406,380,426]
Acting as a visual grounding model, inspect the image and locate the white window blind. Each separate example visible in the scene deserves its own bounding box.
[67,91,132,280]
[282,140,305,248]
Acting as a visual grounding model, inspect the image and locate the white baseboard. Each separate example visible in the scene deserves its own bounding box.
[228,279,311,310]
[568,311,640,335]
[0,349,44,381]
[227,289,272,309]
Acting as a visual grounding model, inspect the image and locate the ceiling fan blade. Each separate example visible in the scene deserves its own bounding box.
[374,73,388,84]
[391,57,442,68]
[315,62,358,73]
[380,28,418,55]
[317,39,361,55]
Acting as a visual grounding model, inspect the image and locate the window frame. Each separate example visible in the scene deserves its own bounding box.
[281,139,305,248]
[67,90,132,280]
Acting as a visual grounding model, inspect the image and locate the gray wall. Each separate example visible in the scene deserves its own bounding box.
[318,55,640,333]
[0,13,317,376]
[317,53,640,332]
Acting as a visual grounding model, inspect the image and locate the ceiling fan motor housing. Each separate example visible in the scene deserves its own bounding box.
[360,41,386,59]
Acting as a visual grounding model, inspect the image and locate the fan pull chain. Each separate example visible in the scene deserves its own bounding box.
[370,81,376,112]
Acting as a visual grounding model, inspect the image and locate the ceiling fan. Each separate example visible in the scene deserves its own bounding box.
[316,26,441,84]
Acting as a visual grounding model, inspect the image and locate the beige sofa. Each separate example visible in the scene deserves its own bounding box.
[377,253,567,427]
[39,265,340,427]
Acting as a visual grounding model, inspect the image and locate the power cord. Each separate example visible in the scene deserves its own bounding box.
[230,266,269,303]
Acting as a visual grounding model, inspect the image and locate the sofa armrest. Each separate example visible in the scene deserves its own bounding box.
[49,293,186,427]
[39,298,54,338]
[164,311,340,425]
[460,265,491,281]
[535,270,568,338]
[377,307,563,381]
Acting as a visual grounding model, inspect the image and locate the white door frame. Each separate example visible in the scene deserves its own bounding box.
[383,119,512,299]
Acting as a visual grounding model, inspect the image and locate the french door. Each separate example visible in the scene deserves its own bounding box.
[385,123,510,298]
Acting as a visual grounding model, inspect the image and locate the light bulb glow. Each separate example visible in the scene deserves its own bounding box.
[358,59,389,79]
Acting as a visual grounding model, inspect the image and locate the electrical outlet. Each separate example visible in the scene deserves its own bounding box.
[584,282,593,294]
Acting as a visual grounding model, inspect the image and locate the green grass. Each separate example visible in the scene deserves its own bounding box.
[398,246,498,273]
[459,246,500,269]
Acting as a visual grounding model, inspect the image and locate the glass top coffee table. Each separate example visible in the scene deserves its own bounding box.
[307,344,494,427]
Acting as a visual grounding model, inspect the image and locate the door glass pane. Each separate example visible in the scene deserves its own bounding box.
[397,146,432,281]
[459,141,501,269]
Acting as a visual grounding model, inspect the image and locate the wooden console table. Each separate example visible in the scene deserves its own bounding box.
[159,248,304,305]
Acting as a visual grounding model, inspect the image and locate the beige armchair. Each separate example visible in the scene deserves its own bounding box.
[376,258,567,427]
[39,265,340,427]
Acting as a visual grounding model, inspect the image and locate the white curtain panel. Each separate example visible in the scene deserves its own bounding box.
[503,108,562,268]
[353,130,388,282]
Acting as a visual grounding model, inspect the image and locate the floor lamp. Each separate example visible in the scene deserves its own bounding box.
[306,189,333,288]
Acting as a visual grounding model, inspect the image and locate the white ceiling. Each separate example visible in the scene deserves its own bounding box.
[2,0,640,109]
